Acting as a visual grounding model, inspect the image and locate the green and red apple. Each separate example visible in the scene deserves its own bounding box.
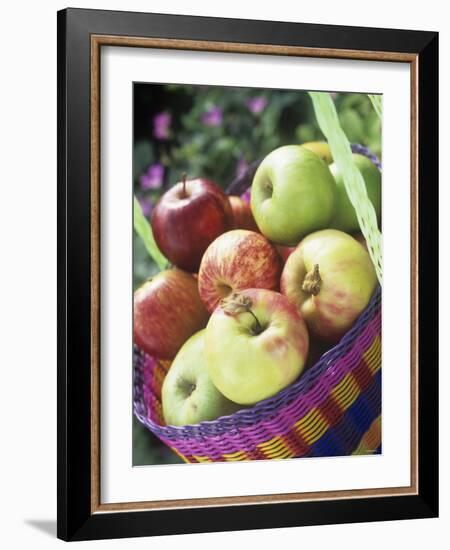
[204,288,309,405]
[198,229,281,313]
[134,269,209,360]
[162,330,239,426]
[329,153,381,232]
[280,229,377,344]
[250,145,336,245]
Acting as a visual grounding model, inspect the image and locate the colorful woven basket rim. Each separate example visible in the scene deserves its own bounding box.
[134,285,381,438]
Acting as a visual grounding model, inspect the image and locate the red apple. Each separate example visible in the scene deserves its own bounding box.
[198,229,282,313]
[134,269,209,360]
[275,244,296,264]
[151,175,232,272]
[280,229,377,343]
[229,195,258,232]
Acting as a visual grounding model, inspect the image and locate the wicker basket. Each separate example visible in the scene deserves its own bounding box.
[133,144,382,463]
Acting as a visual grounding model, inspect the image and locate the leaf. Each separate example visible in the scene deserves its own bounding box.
[308,92,382,284]
[368,94,383,119]
[133,196,168,271]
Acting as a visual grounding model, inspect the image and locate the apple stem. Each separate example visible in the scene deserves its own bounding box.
[302,264,322,296]
[220,292,263,335]
[246,309,263,335]
[181,172,187,198]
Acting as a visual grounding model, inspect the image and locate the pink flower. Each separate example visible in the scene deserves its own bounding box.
[140,163,164,190]
[246,96,268,114]
[153,112,171,140]
[240,189,251,205]
[201,106,223,127]
[139,197,153,218]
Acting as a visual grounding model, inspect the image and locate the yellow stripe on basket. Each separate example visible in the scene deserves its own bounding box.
[222,450,250,461]
[353,415,382,455]
[364,336,381,375]
[294,408,329,445]
[266,448,296,460]
[257,436,295,459]
[191,454,214,463]
[331,373,360,411]
[260,442,295,460]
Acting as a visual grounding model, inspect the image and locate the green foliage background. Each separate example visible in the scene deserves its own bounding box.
[133,83,381,466]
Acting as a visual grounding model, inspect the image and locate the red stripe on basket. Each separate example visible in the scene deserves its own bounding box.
[351,359,373,392]
[284,431,311,457]
[318,393,343,426]
[248,447,270,460]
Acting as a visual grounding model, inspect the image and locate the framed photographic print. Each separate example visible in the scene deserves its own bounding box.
[57,8,438,542]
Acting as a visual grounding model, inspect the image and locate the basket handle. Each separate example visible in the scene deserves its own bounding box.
[309,92,382,284]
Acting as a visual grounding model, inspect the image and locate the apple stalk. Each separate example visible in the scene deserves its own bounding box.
[181,172,188,198]
[302,264,322,296]
[220,293,263,335]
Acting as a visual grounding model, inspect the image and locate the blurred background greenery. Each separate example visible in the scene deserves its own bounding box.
[132,83,381,466]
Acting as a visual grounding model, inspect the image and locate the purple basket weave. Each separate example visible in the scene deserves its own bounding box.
[133,144,382,463]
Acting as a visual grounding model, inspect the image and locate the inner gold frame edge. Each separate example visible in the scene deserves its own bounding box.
[89,34,419,514]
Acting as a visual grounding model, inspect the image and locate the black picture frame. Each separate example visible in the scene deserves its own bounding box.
[57,7,438,542]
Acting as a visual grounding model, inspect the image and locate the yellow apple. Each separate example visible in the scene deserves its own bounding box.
[280,229,377,343]
[204,288,309,405]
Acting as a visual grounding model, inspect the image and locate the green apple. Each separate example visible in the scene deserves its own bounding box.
[162,330,240,426]
[329,153,381,232]
[204,288,309,405]
[280,229,377,343]
[251,145,336,245]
